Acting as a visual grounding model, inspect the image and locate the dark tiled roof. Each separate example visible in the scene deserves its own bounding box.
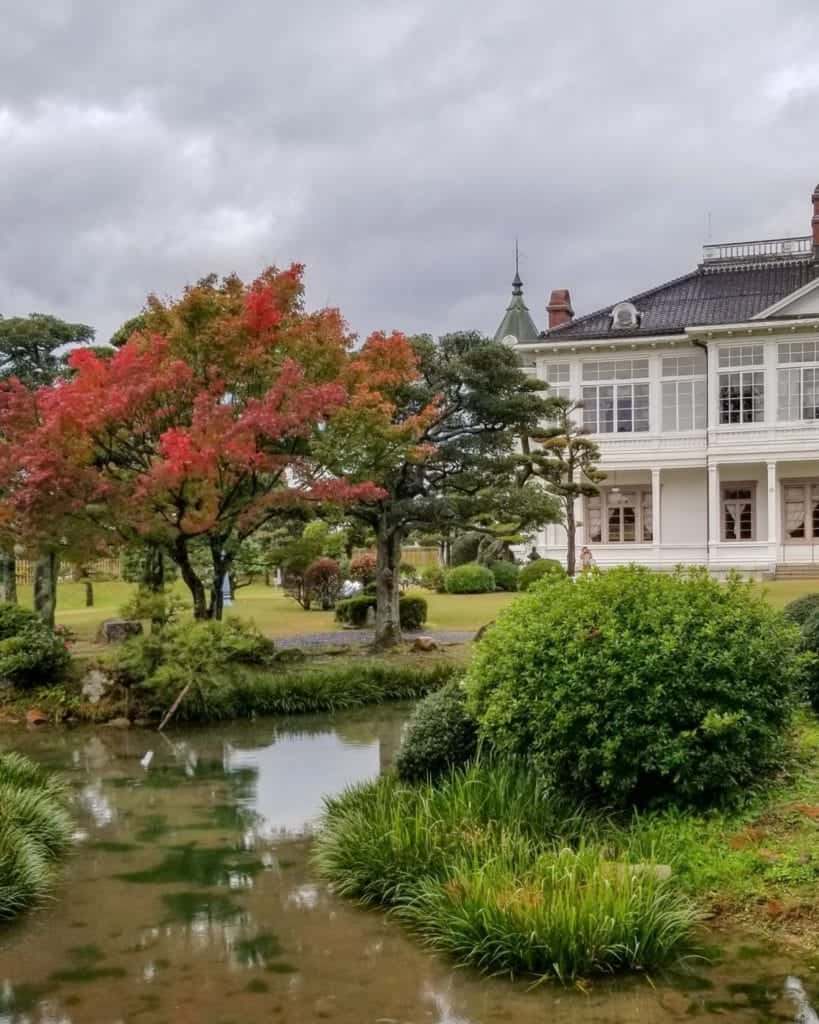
[546,259,819,342]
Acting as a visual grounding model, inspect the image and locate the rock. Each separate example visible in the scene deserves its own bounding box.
[273,647,306,665]
[81,668,113,704]
[410,636,439,653]
[601,862,672,883]
[474,621,495,643]
[25,708,49,726]
[96,619,143,644]
[103,717,131,729]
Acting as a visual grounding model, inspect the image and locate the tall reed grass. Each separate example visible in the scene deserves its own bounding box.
[314,760,698,981]
[0,752,72,921]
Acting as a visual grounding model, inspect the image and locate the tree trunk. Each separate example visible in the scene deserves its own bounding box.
[208,542,232,621]
[83,579,94,607]
[34,552,59,628]
[0,552,17,604]
[142,543,165,593]
[374,518,402,649]
[172,538,208,619]
[565,497,577,577]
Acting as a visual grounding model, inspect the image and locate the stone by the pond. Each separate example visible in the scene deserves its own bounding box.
[410,636,439,652]
[81,668,113,704]
[103,717,131,729]
[96,619,143,644]
[273,648,306,665]
[25,708,49,726]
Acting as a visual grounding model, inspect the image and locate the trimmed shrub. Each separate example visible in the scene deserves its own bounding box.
[399,595,428,630]
[349,553,377,586]
[395,682,478,781]
[450,532,481,567]
[467,566,806,809]
[783,592,819,628]
[420,565,446,592]
[304,557,341,610]
[795,608,819,711]
[490,560,519,592]
[335,595,428,630]
[0,603,72,688]
[517,558,565,591]
[445,563,495,595]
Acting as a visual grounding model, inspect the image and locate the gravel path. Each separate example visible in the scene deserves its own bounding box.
[276,629,475,649]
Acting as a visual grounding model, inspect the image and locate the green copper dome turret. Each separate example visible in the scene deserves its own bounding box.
[493,250,540,346]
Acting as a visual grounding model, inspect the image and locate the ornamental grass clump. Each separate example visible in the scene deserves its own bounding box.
[0,752,72,921]
[314,760,697,980]
[468,566,807,809]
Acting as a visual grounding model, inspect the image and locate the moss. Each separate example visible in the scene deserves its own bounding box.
[118,843,263,886]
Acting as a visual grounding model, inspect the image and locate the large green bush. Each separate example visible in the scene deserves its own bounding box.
[795,609,819,711]
[420,565,446,592]
[783,592,819,628]
[490,560,519,592]
[517,558,565,591]
[467,566,806,808]
[0,603,72,688]
[445,563,495,594]
[395,682,478,782]
[335,595,428,630]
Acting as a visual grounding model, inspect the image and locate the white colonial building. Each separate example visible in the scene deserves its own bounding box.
[496,184,819,578]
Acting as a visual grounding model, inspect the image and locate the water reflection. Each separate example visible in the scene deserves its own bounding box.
[0,708,816,1024]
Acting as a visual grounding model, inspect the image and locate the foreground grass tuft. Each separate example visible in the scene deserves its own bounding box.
[314,761,698,980]
[0,753,73,921]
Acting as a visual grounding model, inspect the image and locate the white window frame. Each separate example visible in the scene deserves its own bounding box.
[586,487,653,544]
[781,478,819,543]
[777,342,819,422]
[661,353,706,432]
[720,482,756,542]
[581,358,650,434]
[718,370,764,425]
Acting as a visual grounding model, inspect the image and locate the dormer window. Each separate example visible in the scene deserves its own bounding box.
[610,301,641,331]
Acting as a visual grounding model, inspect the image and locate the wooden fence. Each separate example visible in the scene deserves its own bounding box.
[15,557,123,586]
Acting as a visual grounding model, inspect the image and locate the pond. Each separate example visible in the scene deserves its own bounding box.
[0,706,817,1023]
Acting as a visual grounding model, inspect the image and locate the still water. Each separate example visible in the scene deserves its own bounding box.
[0,706,817,1023]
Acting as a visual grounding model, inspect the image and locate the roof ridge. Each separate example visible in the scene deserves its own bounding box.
[548,267,701,334]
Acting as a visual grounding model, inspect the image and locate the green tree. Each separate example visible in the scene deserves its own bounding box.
[320,331,559,647]
[521,397,604,576]
[0,313,95,612]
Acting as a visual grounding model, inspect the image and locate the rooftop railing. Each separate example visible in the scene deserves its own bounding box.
[702,236,812,264]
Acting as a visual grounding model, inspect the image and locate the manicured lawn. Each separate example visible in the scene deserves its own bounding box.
[17,582,517,644]
[15,576,819,644]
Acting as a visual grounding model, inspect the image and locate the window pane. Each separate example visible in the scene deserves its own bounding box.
[633,383,649,431]
[608,506,621,542]
[622,505,636,542]
[662,380,677,431]
[582,387,597,432]
[739,501,753,539]
[724,504,737,540]
[694,378,706,429]
[587,496,601,543]
[616,385,633,432]
[642,493,653,542]
[598,385,614,432]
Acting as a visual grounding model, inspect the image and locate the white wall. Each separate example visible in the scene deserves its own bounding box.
[660,469,706,544]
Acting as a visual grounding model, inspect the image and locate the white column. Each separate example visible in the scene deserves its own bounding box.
[708,463,720,562]
[767,461,778,570]
[651,467,662,562]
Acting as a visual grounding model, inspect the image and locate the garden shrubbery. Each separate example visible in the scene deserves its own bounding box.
[517,558,565,591]
[444,563,495,594]
[0,753,73,921]
[792,609,819,711]
[420,565,446,592]
[783,592,819,627]
[395,682,478,782]
[315,761,696,979]
[489,560,519,592]
[0,603,72,688]
[335,594,427,630]
[468,566,806,808]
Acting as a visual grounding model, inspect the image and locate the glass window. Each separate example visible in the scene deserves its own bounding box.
[585,488,652,543]
[662,378,706,431]
[721,486,754,541]
[777,365,819,421]
[717,345,763,369]
[542,362,571,401]
[661,353,706,377]
[782,481,819,540]
[778,341,819,364]
[719,371,764,424]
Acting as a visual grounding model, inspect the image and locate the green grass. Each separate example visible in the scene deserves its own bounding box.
[314,760,697,981]
[0,753,72,922]
[15,581,516,646]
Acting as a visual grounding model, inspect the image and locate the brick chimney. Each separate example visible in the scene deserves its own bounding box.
[547,288,574,330]
[813,184,819,259]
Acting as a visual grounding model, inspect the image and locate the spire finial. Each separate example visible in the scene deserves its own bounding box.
[512,239,523,295]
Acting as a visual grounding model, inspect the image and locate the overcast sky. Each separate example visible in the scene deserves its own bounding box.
[3,1,819,345]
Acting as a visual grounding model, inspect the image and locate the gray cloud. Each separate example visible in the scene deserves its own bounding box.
[2,0,819,344]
